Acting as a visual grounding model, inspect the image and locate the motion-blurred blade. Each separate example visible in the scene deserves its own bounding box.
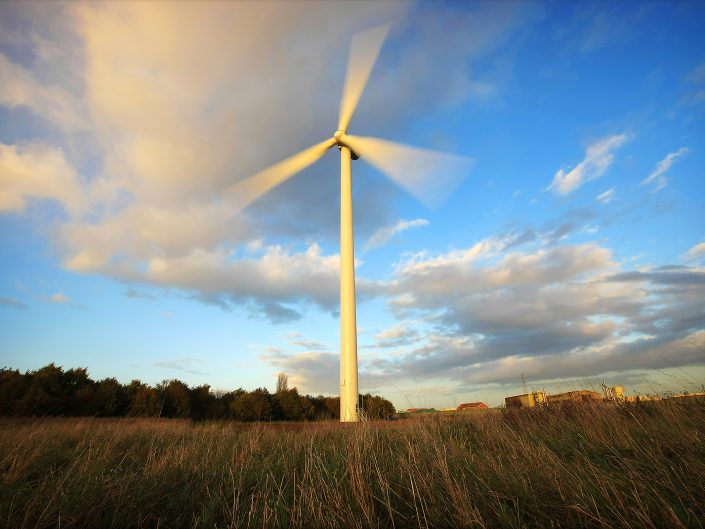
[226,138,336,211]
[344,135,475,210]
[338,24,390,132]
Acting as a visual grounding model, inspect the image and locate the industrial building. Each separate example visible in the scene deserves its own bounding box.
[546,390,603,403]
[505,391,546,408]
[505,385,633,408]
[603,385,625,400]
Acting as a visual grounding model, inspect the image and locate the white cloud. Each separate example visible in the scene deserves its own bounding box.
[392,233,513,278]
[440,331,705,386]
[45,292,70,304]
[373,322,420,348]
[686,241,705,260]
[96,243,344,322]
[684,61,705,107]
[125,286,155,301]
[0,296,27,310]
[0,53,86,131]
[549,134,629,195]
[376,241,705,386]
[287,332,328,351]
[41,290,86,310]
[262,349,340,395]
[596,188,615,204]
[0,142,86,214]
[392,242,622,317]
[641,147,689,192]
[290,339,328,350]
[154,357,207,375]
[58,201,253,272]
[686,61,705,84]
[365,218,429,250]
[573,6,641,55]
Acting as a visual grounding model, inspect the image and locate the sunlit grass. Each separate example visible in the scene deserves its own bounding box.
[1,398,704,528]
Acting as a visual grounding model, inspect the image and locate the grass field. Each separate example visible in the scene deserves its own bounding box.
[1,398,704,529]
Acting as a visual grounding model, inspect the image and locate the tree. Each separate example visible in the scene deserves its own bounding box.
[158,380,191,418]
[0,368,29,415]
[324,397,340,420]
[29,363,67,415]
[0,363,395,422]
[230,388,274,422]
[276,372,289,394]
[13,384,53,417]
[189,384,219,420]
[128,383,161,417]
[214,389,239,419]
[64,367,94,415]
[298,395,315,421]
[13,363,77,416]
[360,393,396,420]
[93,378,129,416]
[306,395,338,420]
[276,388,307,421]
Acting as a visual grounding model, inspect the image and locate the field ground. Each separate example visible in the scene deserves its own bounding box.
[1,399,704,529]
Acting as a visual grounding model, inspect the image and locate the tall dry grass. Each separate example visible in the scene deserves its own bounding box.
[1,398,704,528]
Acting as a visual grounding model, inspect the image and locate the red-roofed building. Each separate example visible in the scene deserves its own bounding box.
[405,408,436,413]
[457,402,488,410]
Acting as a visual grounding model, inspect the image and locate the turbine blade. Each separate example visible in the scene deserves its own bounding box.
[344,135,475,210]
[338,24,390,132]
[226,138,336,211]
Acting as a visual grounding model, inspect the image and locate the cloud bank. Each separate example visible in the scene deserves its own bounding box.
[0,2,527,322]
[258,233,705,396]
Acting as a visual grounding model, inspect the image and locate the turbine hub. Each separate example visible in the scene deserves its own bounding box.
[334,130,359,159]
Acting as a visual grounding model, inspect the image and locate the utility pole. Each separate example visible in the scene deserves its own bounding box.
[521,373,527,394]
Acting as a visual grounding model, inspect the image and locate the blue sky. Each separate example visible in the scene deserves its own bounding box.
[1,1,704,409]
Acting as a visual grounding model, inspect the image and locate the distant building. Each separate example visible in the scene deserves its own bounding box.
[547,390,603,403]
[625,394,658,403]
[505,391,545,408]
[665,392,705,400]
[457,402,488,410]
[404,408,436,414]
[602,384,625,400]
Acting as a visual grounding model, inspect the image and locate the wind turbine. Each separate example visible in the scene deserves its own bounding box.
[226,25,474,422]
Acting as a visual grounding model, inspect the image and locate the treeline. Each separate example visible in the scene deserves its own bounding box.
[0,364,396,421]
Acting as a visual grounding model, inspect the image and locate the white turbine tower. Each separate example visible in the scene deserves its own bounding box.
[226,25,474,422]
